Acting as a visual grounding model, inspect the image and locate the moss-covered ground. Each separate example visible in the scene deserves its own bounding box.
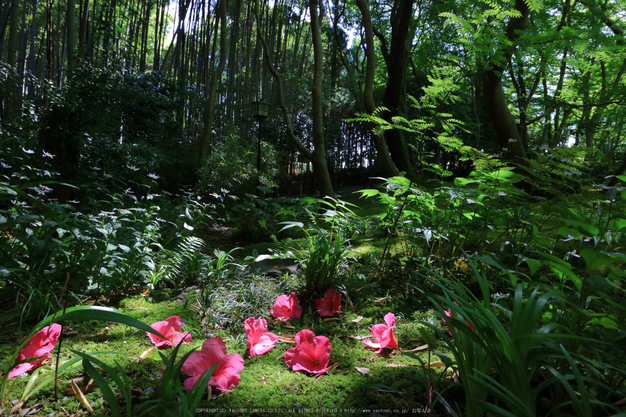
[1,246,459,417]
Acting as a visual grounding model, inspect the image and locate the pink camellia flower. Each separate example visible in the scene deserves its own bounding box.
[363,312,398,353]
[181,336,245,393]
[270,292,302,321]
[146,315,191,349]
[284,329,331,374]
[244,317,279,357]
[9,323,62,379]
[442,302,474,337]
[315,288,342,317]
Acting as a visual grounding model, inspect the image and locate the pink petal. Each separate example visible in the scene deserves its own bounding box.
[8,362,35,379]
[270,293,302,321]
[380,328,398,350]
[362,338,382,353]
[183,352,244,392]
[147,316,187,349]
[383,313,396,328]
[208,352,245,392]
[170,331,191,347]
[370,323,389,343]
[249,332,278,357]
[182,337,226,377]
[315,289,342,317]
[183,373,202,391]
[10,324,61,379]
[181,337,244,393]
[285,329,330,374]
[244,317,267,344]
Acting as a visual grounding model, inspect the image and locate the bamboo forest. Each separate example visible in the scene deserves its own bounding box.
[1,0,626,415]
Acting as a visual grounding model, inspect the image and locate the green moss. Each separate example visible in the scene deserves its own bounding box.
[2,265,455,417]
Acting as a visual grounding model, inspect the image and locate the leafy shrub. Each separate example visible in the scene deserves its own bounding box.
[197,134,278,197]
[278,197,360,298]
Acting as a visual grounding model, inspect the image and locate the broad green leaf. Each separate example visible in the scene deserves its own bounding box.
[562,219,599,236]
[453,177,477,186]
[580,249,615,271]
[556,227,582,237]
[357,189,380,197]
[615,219,626,231]
[523,258,542,275]
[587,314,619,330]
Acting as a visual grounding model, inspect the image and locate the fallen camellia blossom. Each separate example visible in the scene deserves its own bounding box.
[285,329,331,374]
[146,315,191,349]
[442,302,474,337]
[244,317,278,357]
[181,336,244,392]
[270,292,302,321]
[315,288,342,317]
[9,323,62,379]
[363,312,398,353]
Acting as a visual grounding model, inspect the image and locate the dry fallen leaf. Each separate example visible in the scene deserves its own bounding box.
[276,352,286,361]
[342,335,368,340]
[384,364,408,368]
[372,296,389,304]
[277,334,296,343]
[71,379,93,414]
[426,360,445,368]
[324,318,340,321]
[403,344,429,352]
[351,316,364,323]
[65,379,96,395]
[327,361,341,372]
[355,366,370,374]
[260,376,266,385]
[137,347,156,361]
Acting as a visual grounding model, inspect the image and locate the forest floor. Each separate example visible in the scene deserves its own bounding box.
[1,189,452,417]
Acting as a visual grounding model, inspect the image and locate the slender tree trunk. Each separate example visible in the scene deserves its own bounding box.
[4,0,20,123]
[27,0,39,75]
[0,0,13,58]
[198,0,227,159]
[482,0,529,168]
[256,0,334,198]
[375,0,416,179]
[67,0,77,71]
[309,0,335,198]
[356,0,399,178]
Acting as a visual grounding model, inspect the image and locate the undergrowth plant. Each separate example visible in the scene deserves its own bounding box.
[415,257,626,417]
[278,197,359,297]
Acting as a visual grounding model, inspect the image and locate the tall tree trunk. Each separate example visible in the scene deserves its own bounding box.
[78,0,88,59]
[309,0,335,198]
[67,0,77,71]
[482,0,529,168]
[27,0,39,74]
[198,0,227,159]
[375,0,416,179]
[356,0,399,178]
[256,0,334,198]
[4,0,20,123]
